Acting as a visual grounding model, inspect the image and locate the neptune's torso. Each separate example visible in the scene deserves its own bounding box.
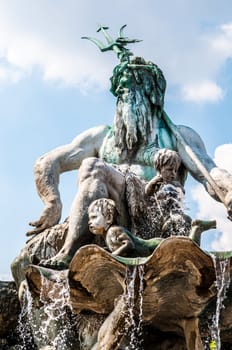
[99,120,176,181]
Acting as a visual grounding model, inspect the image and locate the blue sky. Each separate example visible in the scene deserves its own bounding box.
[1,0,232,279]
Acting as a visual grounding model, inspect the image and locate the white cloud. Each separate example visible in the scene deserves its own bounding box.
[182,81,223,103]
[0,1,231,100]
[0,2,113,91]
[210,23,232,58]
[191,144,232,251]
[0,65,23,84]
[214,144,232,171]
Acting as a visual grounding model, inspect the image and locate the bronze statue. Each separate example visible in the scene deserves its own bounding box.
[8,25,232,350]
[88,197,216,256]
[26,26,232,270]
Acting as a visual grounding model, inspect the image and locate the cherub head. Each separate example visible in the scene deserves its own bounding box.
[88,198,117,235]
[153,149,181,182]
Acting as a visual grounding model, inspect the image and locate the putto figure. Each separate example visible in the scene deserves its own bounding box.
[88,198,216,257]
[145,148,184,196]
[145,148,190,237]
[88,197,162,257]
[27,26,232,268]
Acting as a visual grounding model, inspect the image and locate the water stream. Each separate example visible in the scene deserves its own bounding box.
[209,255,230,350]
[37,272,73,349]
[153,183,190,237]
[17,282,35,349]
[17,272,75,350]
[125,264,144,350]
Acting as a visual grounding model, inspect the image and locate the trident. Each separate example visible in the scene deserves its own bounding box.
[82,25,142,60]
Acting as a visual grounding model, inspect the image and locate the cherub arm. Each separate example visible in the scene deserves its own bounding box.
[145,175,163,195]
[106,226,135,256]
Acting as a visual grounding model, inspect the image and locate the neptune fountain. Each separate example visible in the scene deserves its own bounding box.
[1,25,232,350]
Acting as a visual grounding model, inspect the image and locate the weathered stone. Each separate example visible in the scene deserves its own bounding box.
[24,237,230,349]
[67,237,216,349]
[7,218,232,349]
[11,220,69,288]
[0,281,20,338]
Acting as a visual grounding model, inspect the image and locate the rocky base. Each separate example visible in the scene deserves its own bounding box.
[1,285,232,350]
[4,222,232,350]
[2,266,232,349]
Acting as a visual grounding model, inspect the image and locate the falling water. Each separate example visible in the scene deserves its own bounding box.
[137,265,145,340]
[17,271,75,350]
[154,184,190,237]
[17,282,36,349]
[35,272,74,349]
[209,255,230,350]
[125,264,144,350]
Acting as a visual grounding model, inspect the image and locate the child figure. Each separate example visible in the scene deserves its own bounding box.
[145,148,191,237]
[145,148,184,197]
[88,198,216,257]
[88,198,162,257]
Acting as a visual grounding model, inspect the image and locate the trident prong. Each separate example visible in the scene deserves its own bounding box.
[119,24,127,38]
[82,25,142,60]
[81,36,106,51]
[116,24,142,46]
[96,25,114,45]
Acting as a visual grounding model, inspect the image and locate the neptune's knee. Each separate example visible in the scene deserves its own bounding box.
[79,157,107,182]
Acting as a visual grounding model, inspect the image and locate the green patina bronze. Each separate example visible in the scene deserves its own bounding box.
[82,24,141,61]
[8,25,232,350]
[115,250,232,266]
[208,251,232,259]
[85,25,173,180]
[83,25,231,212]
